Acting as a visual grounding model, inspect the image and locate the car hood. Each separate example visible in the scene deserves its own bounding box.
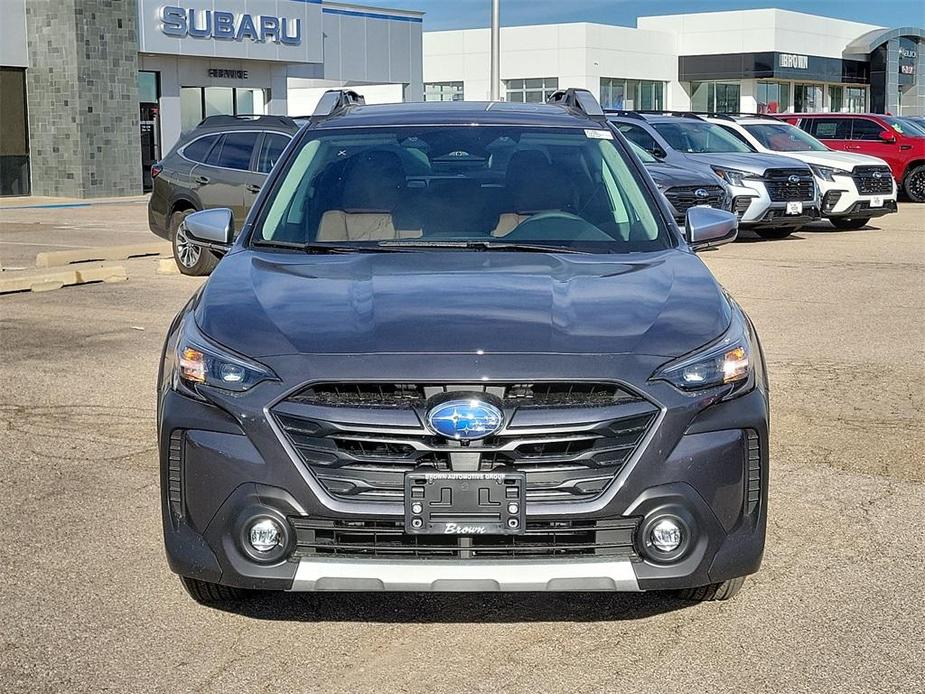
[687,151,809,175]
[756,149,889,170]
[195,249,731,358]
[645,161,724,188]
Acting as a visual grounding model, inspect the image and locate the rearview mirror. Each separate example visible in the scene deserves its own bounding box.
[649,145,667,159]
[878,130,896,143]
[686,206,738,251]
[183,208,234,252]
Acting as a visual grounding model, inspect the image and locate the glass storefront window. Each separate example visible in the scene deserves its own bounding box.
[181,87,268,132]
[424,82,464,102]
[505,78,558,103]
[829,86,843,113]
[845,87,867,113]
[137,71,159,104]
[690,81,740,113]
[757,81,790,113]
[0,67,30,196]
[601,78,665,110]
[794,84,823,112]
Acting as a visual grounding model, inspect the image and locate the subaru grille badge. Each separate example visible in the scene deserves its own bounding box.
[426,399,504,440]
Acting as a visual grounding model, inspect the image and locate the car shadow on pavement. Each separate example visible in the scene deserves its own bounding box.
[212,591,696,623]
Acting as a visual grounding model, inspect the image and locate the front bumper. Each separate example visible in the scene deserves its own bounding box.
[159,352,770,593]
[734,181,819,228]
[290,557,639,591]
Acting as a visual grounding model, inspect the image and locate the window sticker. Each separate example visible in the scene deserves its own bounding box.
[585,129,614,140]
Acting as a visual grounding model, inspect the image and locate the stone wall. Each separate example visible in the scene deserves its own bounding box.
[25,0,141,198]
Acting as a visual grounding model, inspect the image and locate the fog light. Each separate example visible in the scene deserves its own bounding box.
[650,518,682,553]
[248,518,282,553]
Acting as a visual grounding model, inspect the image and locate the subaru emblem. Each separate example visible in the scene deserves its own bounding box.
[788,174,801,184]
[694,188,710,199]
[426,398,504,440]
[873,171,882,179]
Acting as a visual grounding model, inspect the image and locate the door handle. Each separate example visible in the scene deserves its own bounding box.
[245,184,261,194]
[194,175,210,184]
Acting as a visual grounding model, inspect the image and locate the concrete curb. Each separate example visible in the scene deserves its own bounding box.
[35,242,170,268]
[0,264,128,295]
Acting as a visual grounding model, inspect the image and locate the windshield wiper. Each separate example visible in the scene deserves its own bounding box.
[252,240,410,254]
[378,240,590,254]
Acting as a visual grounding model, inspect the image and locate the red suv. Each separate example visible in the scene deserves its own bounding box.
[781,114,925,202]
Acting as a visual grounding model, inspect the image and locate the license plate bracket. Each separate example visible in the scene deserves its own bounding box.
[870,196,884,208]
[786,201,803,215]
[404,470,526,535]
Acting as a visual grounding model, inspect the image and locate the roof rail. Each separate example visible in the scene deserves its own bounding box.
[196,114,298,129]
[634,110,705,120]
[312,89,366,119]
[603,109,648,121]
[547,88,606,120]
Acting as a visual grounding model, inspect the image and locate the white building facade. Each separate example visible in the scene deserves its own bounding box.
[423,9,924,117]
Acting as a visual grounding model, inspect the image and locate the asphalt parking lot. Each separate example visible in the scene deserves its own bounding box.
[1,202,923,693]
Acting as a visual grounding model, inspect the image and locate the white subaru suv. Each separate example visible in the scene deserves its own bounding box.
[705,115,897,230]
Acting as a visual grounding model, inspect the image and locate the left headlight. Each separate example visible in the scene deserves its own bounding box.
[175,315,276,393]
[652,308,754,394]
[711,166,752,188]
[810,164,851,182]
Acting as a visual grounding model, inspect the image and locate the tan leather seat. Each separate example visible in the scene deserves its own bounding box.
[317,211,421,241]
[491,213,530,237]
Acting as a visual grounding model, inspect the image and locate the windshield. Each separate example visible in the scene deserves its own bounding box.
[885,117,925,136]
[627,140,658,163]
[254,125,671,253]
[653,121,753,154]
[744,123,829,151]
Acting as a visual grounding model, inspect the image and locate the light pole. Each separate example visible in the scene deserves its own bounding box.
[490,0,500,100]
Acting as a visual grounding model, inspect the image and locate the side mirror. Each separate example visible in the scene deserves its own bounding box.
[183,208,234,253]
[879,130,897,143]
[686,206,738,251]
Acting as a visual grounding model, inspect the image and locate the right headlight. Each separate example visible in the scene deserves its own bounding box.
[711,166,752,188]
[652,307,755,394]
[810,164,851,182]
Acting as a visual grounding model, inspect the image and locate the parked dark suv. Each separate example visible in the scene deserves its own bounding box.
[148,114,301,275]
[159,90,769,606]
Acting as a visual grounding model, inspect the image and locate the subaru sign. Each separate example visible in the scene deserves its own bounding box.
[159,6,302,45]
[426,399,504,440]
[137,0,323,63]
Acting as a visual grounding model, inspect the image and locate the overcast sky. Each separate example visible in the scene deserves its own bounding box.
[361,0,924,31]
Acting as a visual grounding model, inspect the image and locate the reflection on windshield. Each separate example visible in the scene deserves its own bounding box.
[744,123,829,152]
[255,126,672,253]
[652,122,753,154]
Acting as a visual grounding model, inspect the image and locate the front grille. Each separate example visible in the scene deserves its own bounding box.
[289,382,642,409]
[290,517,640,559]
[764,168,815,202]
[167,430,184,518]
[852,165,892,194]
[272,382,660,503]
[746,429,761,515]
[663,185,726,215]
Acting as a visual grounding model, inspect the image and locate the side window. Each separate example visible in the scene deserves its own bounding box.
[210,131,260,170]
[616,123,660,152]
[849,119,885,141]
[808,118,849,140]
[182,135,219,163]
[256,133,291,174]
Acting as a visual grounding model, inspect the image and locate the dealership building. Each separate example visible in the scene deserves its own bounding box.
[0,0,423,198]
[1,4,923,199]
[423,9,924,116]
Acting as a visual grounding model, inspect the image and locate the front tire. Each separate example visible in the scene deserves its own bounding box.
[829,217,868,230]
[903,165,925,202]
[179,576,254,605]
[675,576,746,602]
[754,228,794,240]
[170,209,218,276]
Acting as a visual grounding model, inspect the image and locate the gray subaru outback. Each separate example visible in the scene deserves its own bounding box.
[159,89,768,607]
[148,114,300,275]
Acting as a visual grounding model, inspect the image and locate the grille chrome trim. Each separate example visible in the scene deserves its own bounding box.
[264,380,667,517]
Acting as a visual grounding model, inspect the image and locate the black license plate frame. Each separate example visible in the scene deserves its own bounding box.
[404,470,526,535]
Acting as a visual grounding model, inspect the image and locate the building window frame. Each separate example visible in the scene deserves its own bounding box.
[600,77,665,111]
[690,81,741,113]
[0,66,31,196]
[504,77,558,103]
[756,80,791,114]
[424,81,464,102]
[180,86,269,132]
